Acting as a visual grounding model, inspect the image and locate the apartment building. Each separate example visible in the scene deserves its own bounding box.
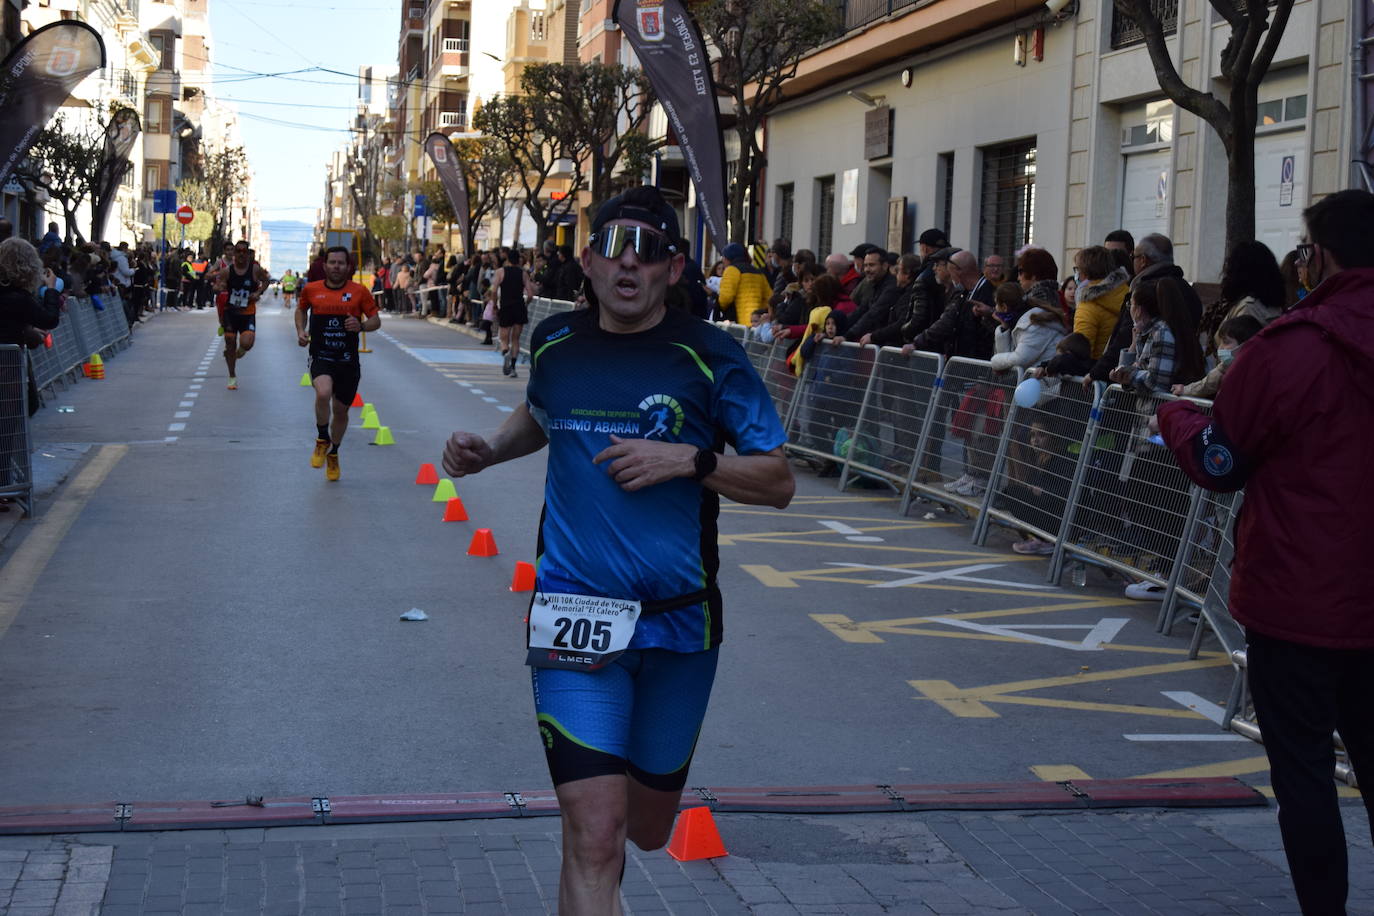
[758,0,1354,281]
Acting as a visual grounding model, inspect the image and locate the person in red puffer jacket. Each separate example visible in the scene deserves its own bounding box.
[1156,189,1374,916]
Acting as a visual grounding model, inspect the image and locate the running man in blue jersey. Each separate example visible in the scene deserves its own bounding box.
[442,187,794,914]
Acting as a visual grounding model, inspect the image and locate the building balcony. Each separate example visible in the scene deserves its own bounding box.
[436,52,468,80]
[439,111,466,129]
[443,37,468,53]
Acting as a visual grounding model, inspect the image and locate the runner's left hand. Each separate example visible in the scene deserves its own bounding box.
[343,316,361,332]
[594,435,695,492]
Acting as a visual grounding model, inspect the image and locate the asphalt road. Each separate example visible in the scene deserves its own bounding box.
[0,300,1271,808]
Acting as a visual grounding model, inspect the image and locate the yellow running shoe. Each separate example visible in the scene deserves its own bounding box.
[311,438,329,468]
[325,452,340,481]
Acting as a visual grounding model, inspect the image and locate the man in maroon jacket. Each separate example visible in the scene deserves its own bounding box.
[1156,189,1374,916]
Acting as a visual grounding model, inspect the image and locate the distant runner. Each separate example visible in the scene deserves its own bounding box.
[296,246,381,481]
[281,270,299,309]
[208,240,268,389]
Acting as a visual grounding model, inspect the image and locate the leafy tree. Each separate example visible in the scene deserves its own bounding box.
[367,213,407,246]
[346,129,387,262]
[474,91,584,247]
[19,111,104,243]
[519,62,661,216]
[1115,0,1295,253]
[694,0,840,242]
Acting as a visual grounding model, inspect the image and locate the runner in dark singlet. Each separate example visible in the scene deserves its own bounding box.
[295,246,381,481]
[494,247,534,378]
[208,240,267,389]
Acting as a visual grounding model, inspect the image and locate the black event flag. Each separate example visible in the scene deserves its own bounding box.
[0,21,105,186]
[91,107,141,241]
[424,132,471,252]
[614,0,727,248]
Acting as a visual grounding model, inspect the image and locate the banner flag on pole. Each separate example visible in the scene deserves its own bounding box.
[0,21,106,186]
[91,107,141,241]
[613,0,728,248]
[424,132,471,253]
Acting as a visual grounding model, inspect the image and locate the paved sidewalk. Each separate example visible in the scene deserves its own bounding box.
[1,804,1370,915]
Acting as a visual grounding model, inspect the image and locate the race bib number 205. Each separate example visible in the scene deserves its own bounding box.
[526,592,640,671]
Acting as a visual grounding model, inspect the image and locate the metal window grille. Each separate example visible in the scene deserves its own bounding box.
[939,152,955,240]
[778,183,794,248]
[979,139,1036,265]
[1110,0,1178,49]
[816,176,835,257]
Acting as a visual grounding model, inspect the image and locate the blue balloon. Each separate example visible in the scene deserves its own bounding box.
[1013,377,1041,409]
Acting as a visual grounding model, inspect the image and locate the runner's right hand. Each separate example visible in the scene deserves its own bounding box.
[443,432,493,477]
[297,332,309,347]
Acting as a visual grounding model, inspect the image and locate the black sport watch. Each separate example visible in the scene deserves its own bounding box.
[692,448,718,482]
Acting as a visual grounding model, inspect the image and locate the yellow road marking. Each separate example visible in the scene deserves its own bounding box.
[910,657,1232,719]
[0,445,126,642]
[1031,765,1091,781]
[1140,756,1272,779]
[740,565,801,588]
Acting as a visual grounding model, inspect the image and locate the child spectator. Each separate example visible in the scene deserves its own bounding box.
[749,307,774,343]
[1005,420,1075,555]
[1028,332,1095,379]
[1171,315,1262,400]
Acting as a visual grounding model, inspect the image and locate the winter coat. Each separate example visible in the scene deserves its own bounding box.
[1157,267,1374,649]
[898,268,944,342]
[717,263,771,324]
[911,287,995,360]
[1073,267,1129,359]
[847,278,910,341]
[989,290,1067,403]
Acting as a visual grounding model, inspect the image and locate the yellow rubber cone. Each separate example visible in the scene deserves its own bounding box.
[432,479,457,502]
[371,426,394,445]
[362,410,381,430]
[300,371,312,387]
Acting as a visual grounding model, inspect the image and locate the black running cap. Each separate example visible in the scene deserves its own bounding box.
[591,186,680,239]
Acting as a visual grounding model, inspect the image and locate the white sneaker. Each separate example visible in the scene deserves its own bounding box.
[953,477,987,497]
[943,473,973,492]
[1124,582,1166,600]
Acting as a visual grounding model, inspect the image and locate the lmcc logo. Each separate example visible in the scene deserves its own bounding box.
[638,394,684,440]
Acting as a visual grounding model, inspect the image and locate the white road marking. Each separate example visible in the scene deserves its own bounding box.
[819,520,885,543]
[498,406,514,413]
[164,437,179,443]
[482,397,498,403]
[827,561,1058,590]
[1124,733,1249,742]
[173,411,190,419]
[168,423,186,431]
[189,384,202,390]
[179,401,194,408]
[470,389,485,395]
[926,617,1130,651]
[1121,692,1250,740]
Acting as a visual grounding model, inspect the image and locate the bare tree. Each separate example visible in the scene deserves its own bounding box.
[475,91,585,246]
[694,0,840,242]
[520,62,662,216]
[19,112,104,243]
[452,136,515,255]
[1116,0,1295,253]
[200,146,249,256]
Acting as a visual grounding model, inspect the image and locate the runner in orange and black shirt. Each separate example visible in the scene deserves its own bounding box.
[295,246,381,481]
[207,240,269,389]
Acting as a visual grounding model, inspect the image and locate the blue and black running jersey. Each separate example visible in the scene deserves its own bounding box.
[526,306,786,653]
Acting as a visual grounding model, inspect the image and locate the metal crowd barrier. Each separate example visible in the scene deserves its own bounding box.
[27,294,131,398]
[704,321,1298,764]
[0,345,32,516]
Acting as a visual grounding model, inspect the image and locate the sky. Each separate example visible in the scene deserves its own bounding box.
[205,0,400,272]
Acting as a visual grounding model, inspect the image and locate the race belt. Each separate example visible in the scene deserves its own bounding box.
[525,588,710,672]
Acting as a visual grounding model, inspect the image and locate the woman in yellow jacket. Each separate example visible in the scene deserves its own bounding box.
[717,242,771,324]
[1070,245,1130,359]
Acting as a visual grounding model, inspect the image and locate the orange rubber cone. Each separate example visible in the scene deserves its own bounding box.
[351,392,364,408]
[416,463,440,485]
[509,561,536,592]
[666,807,727,861]
[466,528,498,557]
[442,497,468,522]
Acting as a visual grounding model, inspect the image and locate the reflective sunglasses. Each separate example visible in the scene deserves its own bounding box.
[588,225,677,263]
